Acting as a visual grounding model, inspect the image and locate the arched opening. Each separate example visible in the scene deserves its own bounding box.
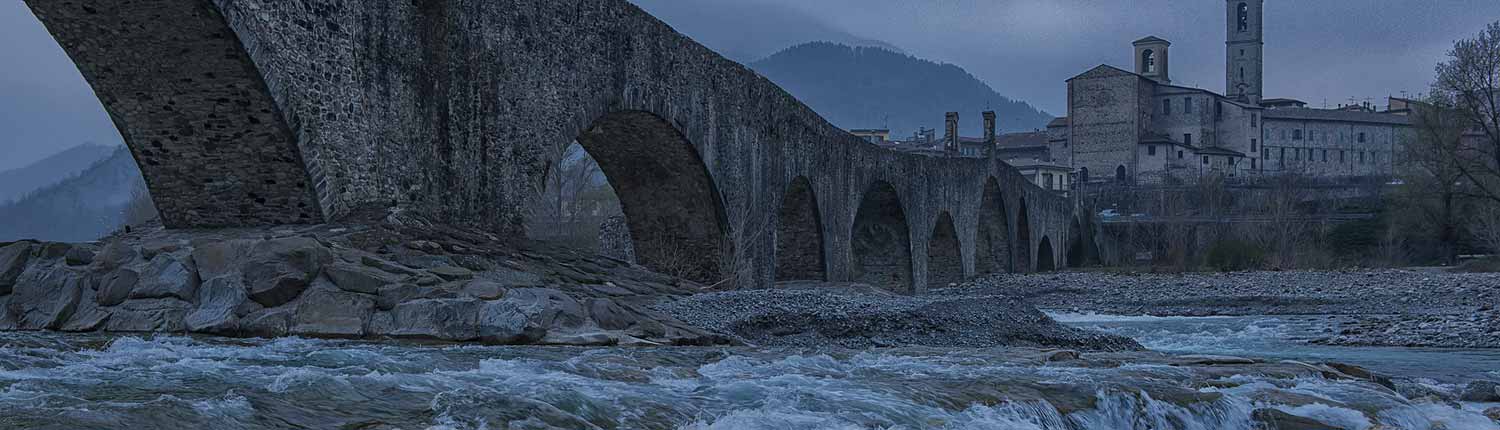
[1079,167,1090,184]
[527,142,621,252]
[1016,198,1033,272]
[976,178,1011,274]
[1037,236,1056,272]
[927,212,963,288]
[1115,165,1128,183]
[572,110,731,284]
[1237,3,1250,32]
[1142,49,1157,74]
[1067,217,1086,268]
[852,181,912,292]
[775,176,826,282]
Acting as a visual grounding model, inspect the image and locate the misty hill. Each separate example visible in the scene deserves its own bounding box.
[0,143,117,203]
[750,42,1053,138]
[0,147,151,242]
[629,0,902,63]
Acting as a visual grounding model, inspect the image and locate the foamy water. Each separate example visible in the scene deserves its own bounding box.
[1,332,1496,429]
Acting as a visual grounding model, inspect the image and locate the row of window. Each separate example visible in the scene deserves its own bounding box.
[1272,128,1368,143]
[1266,146,1382,165]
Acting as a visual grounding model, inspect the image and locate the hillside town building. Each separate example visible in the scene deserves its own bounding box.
[1053,0,1414,185]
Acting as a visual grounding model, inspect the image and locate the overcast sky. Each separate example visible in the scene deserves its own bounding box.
[4,0,1498,171]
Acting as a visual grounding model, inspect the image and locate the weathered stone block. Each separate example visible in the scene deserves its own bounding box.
[244,237,332,307]
[289,285,374,337]
[129,254,200,302]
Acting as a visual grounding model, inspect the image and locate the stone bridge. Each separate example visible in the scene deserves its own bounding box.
[26,0,1082,292]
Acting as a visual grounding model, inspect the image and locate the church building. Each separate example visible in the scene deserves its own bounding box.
[1053,0,1412,184]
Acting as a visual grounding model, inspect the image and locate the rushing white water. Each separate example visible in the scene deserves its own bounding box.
[1,331,1496,429]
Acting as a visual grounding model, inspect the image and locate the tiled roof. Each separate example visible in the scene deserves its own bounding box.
[1262,107,1411,126]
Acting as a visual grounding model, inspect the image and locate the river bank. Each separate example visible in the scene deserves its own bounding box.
[955,270,1500,349]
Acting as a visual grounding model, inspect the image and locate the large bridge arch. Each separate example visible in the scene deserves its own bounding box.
[574,110,731,284]
[774,176,826,282]
[852,181,913,292]
[976,178,1012,275]
[927,212,963,288]
[25,0,323,228]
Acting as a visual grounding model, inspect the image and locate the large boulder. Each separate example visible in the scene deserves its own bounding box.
[477,300,544,344]
[239,307,293,338]
[104,298,191,332]
[95,241,140,270]
[97,268,140,307]
[1461,380,1500,402]
[129,254,200,302]
[183,277,252,334]
[8,269,84,330]
[374,283,458,311]
[191,239,257,281]
[0,242,33,294]
[502,288,589,331]
[376,298,482,341]
[243,237,333,307]
[60,284,111,332]
[1250,408,1341,430]
[64,246,96,266]
[289,284,375,337]
[325,262,399,295]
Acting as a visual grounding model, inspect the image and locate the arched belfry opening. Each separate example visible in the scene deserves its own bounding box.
[1237,2,1250,32]
[1016,198,1033,272]
[775,176,826,282]
[927,212,963,288]
[1037,236,1056,272]
[570,110,731,284]
[1142,50,1157,74]
[976,178,1011,274]
[852,181,913,292]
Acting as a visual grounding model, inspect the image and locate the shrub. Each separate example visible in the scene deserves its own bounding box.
[1206,240,1266,272]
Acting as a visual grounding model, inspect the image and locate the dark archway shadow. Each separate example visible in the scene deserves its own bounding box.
[976,178,1011,274]
[1067,216,1086,268]
[852,181,912,292]
[1038,236,1056,272]
[927,212,962,288]
[575,110,730,284]
[775,176,826,282]
[1016,197,1033,272]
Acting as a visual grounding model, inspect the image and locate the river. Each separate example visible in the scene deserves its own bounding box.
[0,315,1497,429]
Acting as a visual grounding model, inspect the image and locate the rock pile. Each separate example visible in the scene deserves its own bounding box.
[658,282,1142,350]
[0,217,727,346]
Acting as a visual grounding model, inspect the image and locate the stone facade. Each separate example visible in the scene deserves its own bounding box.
[1053,0,1411,185]
[25,0,1078,292]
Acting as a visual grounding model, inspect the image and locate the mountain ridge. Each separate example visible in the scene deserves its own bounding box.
[749,42,1053,139]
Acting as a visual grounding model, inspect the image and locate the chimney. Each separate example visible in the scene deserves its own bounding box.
[983,111,997,159]
[945,112,959,157]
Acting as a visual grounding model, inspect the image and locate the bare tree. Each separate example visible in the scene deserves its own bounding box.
[1433,21,1500,203]
[1394,98,1479,265]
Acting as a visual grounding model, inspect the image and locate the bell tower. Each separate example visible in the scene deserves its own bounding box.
[1227,0,1265,104]
[1133,36,1171,84]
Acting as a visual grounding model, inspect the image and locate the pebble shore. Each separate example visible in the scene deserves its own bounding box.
[949,270,1500,348]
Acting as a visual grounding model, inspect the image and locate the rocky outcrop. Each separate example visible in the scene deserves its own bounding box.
[659,283,1142,351]
[0,218,727,346]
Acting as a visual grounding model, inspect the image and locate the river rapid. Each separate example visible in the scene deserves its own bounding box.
[2,319,1499,430]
